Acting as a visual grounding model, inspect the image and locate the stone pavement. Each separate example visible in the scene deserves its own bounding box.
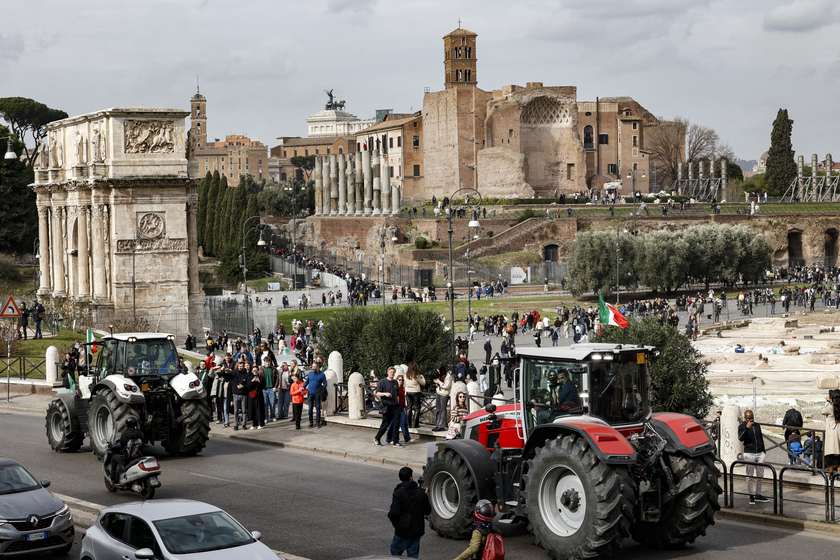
[4,391,840,538]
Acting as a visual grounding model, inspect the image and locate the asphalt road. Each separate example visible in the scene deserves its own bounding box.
[4,410,840,560]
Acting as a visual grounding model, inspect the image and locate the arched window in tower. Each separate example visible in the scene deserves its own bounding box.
[196,106,201,117]
[465,70,471,82]
[456,69,463,82]
[466,47,472,59]
[197,123,201,134]
[584,125,593,149]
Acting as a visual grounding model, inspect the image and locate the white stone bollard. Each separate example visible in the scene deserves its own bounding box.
[721,404,743,468]
[46,346,60,384]
[396,364,408,377]
[467,381,482,414]
[185,361,195,375]
[348,371,365,420]
[328,351,344,381]
[451,381,468,412]
[324,369,338,417]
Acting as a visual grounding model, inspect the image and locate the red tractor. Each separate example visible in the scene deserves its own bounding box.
[423,343,720,559]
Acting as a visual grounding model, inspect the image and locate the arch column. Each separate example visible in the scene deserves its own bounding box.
[354,152,363,215]
[329,154,338,215]
[345,154,355,214]
[363,150,372,215]
[337,153,347,216]
[52,205,66,296]
[91,204,107,300]
[372,149,382,216]
[76,205,90,297]
[314,156,323,216]
[36,206,51,294]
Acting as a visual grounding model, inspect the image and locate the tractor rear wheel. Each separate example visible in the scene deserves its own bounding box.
[630,453,721,549]
[87,388,139,461]
[423,449,479,539]
[45,399,84,453]
[523,435,636,559]
[163,398,211,456]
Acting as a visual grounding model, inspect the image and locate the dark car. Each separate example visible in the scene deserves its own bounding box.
[0,457,74,557]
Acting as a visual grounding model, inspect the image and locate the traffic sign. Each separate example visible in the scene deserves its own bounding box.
[0,297,21,318]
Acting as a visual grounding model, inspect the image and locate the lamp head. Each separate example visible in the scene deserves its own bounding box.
[4,138,16,161]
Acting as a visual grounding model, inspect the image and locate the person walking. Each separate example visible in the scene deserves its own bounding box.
[304,361,327,428]
[821,391,840,473]
[16,301,28,340]
[30,299,45,339]
[374,367,402,447]
[290,373,306,430]
[738,409,770,504]
[387,466,431,558]
[432,364,452,432]
[387,374,412,445]
[404,362,426,429]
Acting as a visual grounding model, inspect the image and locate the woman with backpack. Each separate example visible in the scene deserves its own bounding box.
[453,499,503,560]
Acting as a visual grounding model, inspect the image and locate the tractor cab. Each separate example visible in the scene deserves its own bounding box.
[93,334,181,382]
[518,343,655,434]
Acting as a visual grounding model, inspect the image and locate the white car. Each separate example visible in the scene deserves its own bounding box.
[80,499,283,559]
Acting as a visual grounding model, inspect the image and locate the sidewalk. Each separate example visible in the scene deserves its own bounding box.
[5,390,840,537]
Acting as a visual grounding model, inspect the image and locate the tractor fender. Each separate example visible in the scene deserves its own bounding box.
[93,375,146,405]
[425,440,496,501]
[52,393,83,433]
[524,417,637,465]
[649,412,716,457]
[169,371,206,400]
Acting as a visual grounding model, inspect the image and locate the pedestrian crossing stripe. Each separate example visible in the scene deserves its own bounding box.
[0,296,21,318]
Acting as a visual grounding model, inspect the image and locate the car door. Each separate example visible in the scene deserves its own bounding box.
[95,512,135,559]
[127,516,164,559]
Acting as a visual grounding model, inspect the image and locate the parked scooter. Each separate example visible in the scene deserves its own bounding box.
[102,441,161,499]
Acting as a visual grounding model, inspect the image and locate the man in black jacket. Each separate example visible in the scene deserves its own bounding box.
[738,409,770,504]
[387,467,431,558]
[782,404,804,465]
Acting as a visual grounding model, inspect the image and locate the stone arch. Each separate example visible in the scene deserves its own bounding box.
[788,230,804,267]
[544,244,560,262]
[825,228,839,267]
[519,96,576,193]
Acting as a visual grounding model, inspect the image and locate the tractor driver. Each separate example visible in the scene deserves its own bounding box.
[126,343,149,375]
[550,369,580,412]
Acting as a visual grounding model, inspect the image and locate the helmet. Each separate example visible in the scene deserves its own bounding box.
[126,415,139,429]
[475,499,494,522]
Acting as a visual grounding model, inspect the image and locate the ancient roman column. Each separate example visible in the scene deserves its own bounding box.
[337,153,347,216]
[77,205,90,297]
[687,161,694,183]
[65,206,77,297]
[797,155,804,200]
[321,156,331,215]
[314,156,323,216]
[91,204,107,300]
[363,150,372,215]
[698,160,705,181]
[329,154,338,215]
[372,149,382,216]
[345,154,355,214]
[677,162,684,183]
[720,158,728,195]
[381,156,391,214]
[52,205,66,296]
[811,154,819,200]
[354,152,363,215]
[391,182,401,216]
[826,155,833,198]
[187,200,200,296]
[36,206,51,294]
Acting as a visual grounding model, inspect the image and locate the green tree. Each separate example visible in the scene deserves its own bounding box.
[289,155,316,181]
[567,229,637,297]
[197,171,211,251]
[227,186,247,253]
[319,305,451,379]
[203,171,221,256]
[0,132,37,252]
[601,317,713,418]
[213,175,229,253]
[765,108,796,196]
[0,97,68,166]
[635,230,690,292]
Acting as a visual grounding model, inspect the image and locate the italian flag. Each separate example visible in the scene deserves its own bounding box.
[599,293,629,328]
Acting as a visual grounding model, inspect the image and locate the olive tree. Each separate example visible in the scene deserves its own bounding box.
[567,228,638,297]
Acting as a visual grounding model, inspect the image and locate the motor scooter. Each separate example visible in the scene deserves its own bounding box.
[102,441,161,499]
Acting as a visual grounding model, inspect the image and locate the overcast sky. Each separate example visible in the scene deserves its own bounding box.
[4,0,839,162]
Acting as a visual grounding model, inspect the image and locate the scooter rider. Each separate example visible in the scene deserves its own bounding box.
[110,415,146,483]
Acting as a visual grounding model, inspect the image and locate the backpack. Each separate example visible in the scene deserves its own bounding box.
[480,528,504,560]
[126,437,143,460]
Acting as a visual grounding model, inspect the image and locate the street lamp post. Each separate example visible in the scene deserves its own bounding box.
[241,215,267,340]
[446,188,482,353]
[627,168,646,234]
[616,218,629,305]
[285,180,297,291]
[32,238,40,298]
[379,225,398,309]
[466,214,479,322]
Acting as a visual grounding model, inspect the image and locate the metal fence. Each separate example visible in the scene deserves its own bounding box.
[203,297,278,339]
[0,356,48,379]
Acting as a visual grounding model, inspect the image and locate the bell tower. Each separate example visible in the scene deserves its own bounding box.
[190,85,207,149]
[444,26,477,89]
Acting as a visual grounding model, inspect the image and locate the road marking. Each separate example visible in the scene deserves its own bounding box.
[371,507,389,513]
[190,472,237,483]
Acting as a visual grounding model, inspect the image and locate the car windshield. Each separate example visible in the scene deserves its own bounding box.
[0,464,40,494]
[153,510,254,554]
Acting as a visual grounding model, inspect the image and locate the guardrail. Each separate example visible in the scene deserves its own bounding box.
[0,356,48,379]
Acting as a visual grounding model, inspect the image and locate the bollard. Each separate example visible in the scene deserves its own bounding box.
[46,346,60,385]
[721,404,743,468]
[324,369,338,417]
[348,371,365,420]
[467,381,482,413]
[328,351,344,381]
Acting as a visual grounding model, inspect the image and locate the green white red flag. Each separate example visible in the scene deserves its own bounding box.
[599,293,629,329]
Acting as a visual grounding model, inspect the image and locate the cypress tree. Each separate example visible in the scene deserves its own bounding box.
[243,195,261,248]
[204,171,221,256]
[227,186,247,254]
[197,171,211,251]
[765,108,796,197]
[213,175,229,254]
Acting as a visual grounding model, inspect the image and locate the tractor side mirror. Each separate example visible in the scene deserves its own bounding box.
[484,403,497,414]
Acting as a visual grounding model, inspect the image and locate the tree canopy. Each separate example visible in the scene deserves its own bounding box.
[646,116,735,189]
[765,108,796,197]
[0,97,68,166]
[0,132,37,252]
[289,155,316,180]
[600,317,713,419]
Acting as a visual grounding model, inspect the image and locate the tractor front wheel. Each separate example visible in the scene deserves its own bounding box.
[87,388,138,461]
[522,435,636,559]
[423,449,479,539]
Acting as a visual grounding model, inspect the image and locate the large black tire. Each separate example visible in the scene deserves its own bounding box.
[423,449,479,538]
[162,398,211,456]
[45,400,84,453]
[87,388,139,461]
[630,453,721,549]
[522,435,636,560]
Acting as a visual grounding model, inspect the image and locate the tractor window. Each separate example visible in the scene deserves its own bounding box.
[125,340,180,376]
[587,356,650,424]
[97,339,121,378]
[522,359,584,430]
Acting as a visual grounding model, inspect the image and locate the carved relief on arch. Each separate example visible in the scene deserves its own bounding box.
[124,120,175,154]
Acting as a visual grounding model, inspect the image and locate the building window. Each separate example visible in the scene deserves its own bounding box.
[466,47,472,59]
[633,135,638,147]
[221,157,225,162]
[413,165,420,177]
[357,142,361,151]
[465,70,471,82]
[583,125,594,149]
[339,148,343,154]
[598,134,609,145]
[197,123,201,133]
[315,148,319,155]
[456,69,463,81]
[283,150,287,157]
[205,165,209,171]
[397,136,401,148]
[585,111,592,117]
[389,166,394,178]
[213,157,217,162]
[607,163,617,174]
[413,135,420,148]
[509,129,514,138]
[213,165,217,170]
[281,172,287,181]
[304,149,308,156]
[632,122,638,130]
[222,165,225,170]
[633,162,638,171]
[413,122,418,128]
[204,157,208,162]
[327,148,330,154]
[389,137,393,149]
[293,150,297,157]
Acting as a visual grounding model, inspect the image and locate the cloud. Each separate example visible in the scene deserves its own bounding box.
[326,0,376,14]
[764,0,839,32]
[0,31,25,66]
